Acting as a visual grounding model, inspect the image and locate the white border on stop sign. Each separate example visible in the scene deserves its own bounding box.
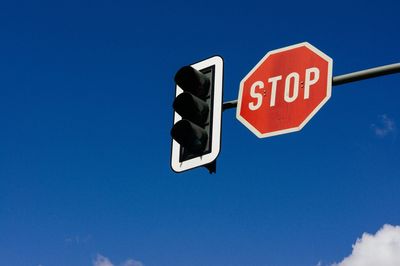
[236,42,333,138]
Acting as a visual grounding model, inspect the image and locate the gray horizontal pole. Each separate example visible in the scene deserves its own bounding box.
[332,63,400,85]
[223,62,400,111]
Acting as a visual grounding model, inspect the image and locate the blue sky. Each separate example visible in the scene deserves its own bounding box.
[0,0,400,266]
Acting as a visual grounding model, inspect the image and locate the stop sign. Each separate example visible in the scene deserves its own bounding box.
[236,42,333,138]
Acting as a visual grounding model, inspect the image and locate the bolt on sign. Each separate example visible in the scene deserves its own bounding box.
[236,42,333,138]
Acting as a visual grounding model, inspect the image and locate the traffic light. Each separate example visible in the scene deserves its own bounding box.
[170,56,224,173]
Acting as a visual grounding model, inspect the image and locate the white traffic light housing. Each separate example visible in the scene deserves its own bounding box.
[171,56,223,173]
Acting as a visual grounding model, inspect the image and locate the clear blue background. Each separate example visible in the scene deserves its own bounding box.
[0,0,399,265]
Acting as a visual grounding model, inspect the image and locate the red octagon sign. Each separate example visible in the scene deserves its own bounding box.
[236,42,333,138]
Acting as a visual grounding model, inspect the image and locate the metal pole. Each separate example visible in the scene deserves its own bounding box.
[222,62,400,111]
[332,63,400,85]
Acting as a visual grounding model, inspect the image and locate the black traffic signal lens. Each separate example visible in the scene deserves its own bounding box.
[174,66,210,99]
[173,92,209,126]
[170,119,208,154]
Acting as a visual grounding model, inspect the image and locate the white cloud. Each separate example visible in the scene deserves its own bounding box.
[332,224,400,266]
[93,254,144,266]
[93,254,114,266]
[371,114,396,137]
[122,259,144,266]
[65,234,92,245]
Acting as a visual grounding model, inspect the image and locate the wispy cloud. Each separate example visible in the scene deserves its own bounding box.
[371,114,396,138]
[331,224,400,266]
[93,255,114,266]
[65,234,92,245]
[121,259,144,266]
[93,254,144,266]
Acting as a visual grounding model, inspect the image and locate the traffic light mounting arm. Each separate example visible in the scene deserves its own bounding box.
[222,62,400,111]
